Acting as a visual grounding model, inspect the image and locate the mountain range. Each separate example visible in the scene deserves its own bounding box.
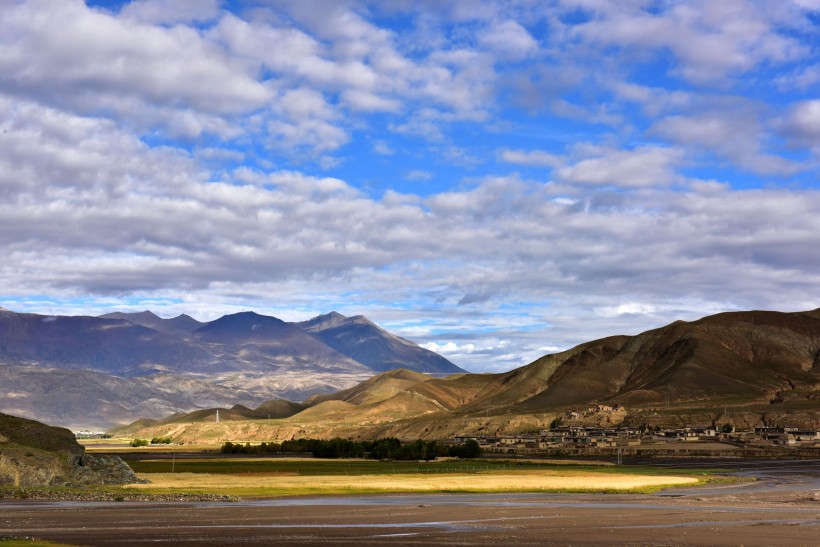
[116,308,820,442]
[0,308,462,429]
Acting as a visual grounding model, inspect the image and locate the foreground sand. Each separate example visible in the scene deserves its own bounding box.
[129,469,698,495]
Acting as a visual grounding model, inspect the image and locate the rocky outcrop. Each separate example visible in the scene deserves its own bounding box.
[0,412,142,487]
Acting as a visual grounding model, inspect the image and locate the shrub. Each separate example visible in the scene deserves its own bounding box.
[129,438,149,447]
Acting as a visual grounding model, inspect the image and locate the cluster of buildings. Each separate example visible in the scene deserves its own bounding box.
[461,426,643,450]
[455,424,820,453]
[752,426,820,447]
[563,404,626,420]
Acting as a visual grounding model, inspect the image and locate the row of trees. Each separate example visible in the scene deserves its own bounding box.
[129,436,173,447]
[220,437,482,460]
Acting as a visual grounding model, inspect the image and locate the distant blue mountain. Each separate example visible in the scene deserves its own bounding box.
[295,312,464,374]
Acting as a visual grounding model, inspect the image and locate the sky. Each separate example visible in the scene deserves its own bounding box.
[2,0,820,373]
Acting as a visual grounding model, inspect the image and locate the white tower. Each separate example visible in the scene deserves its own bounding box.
[216,409,220,424]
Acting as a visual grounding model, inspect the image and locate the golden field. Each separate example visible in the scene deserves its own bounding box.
[128,469,699,497]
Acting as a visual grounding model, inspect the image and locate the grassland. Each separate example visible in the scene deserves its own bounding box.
[121,457,711,497]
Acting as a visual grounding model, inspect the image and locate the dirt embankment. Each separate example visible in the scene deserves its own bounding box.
[0,412,142,487]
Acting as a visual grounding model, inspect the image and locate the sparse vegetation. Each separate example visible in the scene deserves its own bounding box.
[150,436,173,444]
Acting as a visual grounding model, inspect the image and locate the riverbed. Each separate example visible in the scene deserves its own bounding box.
[2,459,818,546]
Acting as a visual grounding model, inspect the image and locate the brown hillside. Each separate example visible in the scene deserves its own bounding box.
[304,368,431,406]
[518,309,820,410]
[119,308,820,442]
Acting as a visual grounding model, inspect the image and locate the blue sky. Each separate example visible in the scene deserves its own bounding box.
[2,0,820,372]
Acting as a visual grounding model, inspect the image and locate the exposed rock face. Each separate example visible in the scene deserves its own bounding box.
[0,412,141,487]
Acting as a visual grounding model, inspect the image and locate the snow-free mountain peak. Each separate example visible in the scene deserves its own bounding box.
[100,310,200,336]
[294,312,464,374]
[298,311,349,331]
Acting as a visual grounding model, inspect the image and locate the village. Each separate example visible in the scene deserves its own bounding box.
[456,404,820,456]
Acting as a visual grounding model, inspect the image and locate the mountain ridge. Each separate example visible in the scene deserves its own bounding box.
[0,308,460,428]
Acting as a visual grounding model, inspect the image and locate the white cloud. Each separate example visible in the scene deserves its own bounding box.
[570,0,808,83]
[595,303,656,317]
[499,148,563,168]
[372,141,394,155]
[776,99,820,150]
[0,0,271,117]
[120,0,220,25]
[479,20,538,60]
[556,146,684,187]
[653,106,801,176]
[268,88,349,153]
[341,89,401,112]
[420,341,476,354]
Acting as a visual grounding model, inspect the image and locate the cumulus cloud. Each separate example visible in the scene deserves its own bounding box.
[555,146,684,187]
[479,20,538,59]
[569,0,808,83]
[652,104,802,176]
[0,0,270,118]
[776,99,820,150]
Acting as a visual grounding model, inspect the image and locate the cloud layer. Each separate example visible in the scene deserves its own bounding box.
[2,1,820,371]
